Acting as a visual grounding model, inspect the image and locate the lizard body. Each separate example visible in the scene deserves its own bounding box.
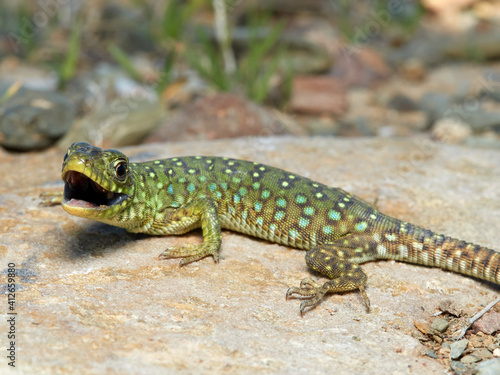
[51,142,500,313]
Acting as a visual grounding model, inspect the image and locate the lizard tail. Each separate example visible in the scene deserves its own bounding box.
[378,222,500,284]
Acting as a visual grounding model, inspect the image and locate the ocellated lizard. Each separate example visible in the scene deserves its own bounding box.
[42,142,500,314]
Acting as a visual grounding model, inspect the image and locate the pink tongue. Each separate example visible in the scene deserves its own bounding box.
[67,198,97,208]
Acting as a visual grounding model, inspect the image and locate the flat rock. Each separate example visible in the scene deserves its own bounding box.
[147,93,305,143]
[1,137,499,374]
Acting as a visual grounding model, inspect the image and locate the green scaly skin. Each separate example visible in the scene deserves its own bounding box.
[51,142,500,314]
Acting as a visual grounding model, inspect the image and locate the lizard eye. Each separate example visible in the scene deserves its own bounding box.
[115,162,127,179]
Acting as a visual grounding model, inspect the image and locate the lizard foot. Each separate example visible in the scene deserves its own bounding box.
[287,243,373,314]
[39,191,64,206]
[158,244,220,265]
[287,276,370,316]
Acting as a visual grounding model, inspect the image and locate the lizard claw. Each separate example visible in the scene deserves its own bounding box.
[39,191,63,206]
[158,245,220,265]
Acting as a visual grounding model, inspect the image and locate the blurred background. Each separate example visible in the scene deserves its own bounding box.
[1,0,500,151]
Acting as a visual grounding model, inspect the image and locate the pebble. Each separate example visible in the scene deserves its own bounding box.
[419,92,452,124]
[387,93,420,112]
[290,76,347,115]
[432,118,472,144]
[425,350,438,359]
[430,317,450,333]
[471,311,500,335]
[461,354,481,364]
[0,83,74,150]
[450,360,467,373]
[450,339,469,360]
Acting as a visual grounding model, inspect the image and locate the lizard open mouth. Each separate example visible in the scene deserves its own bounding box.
[63,171,128,209]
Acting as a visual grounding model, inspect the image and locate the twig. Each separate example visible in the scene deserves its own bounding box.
[454,296,500,340]
[213,0,236,75]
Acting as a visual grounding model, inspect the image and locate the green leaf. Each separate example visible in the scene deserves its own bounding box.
[60,20,82,84]
[108,43,143,82]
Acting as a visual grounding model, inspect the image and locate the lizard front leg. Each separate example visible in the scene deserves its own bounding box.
[287,234,378,314]
[39,191,64,206]
[156,196,222,265]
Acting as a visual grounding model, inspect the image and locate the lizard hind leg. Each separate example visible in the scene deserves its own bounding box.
[287,243,372,315]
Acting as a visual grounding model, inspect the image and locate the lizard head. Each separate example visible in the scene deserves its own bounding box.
[61,142,135,219]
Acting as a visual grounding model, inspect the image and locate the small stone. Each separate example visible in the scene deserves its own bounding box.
[387,93,419,112]
[419,92,452,124]
[59,95,164,149]
[430,317,450,333]
[432,118,472,144]
[331,47,391,87]
[467,111,500,132]
[438,299,462,317]
[472,311,500,335]
[425,350,438,359]
[289,76,347,116]
[432,335,443,344]
[414,320,430,335]
[450,360,467,372]
[399,58,426,82]
[0,84,74,150]
[474,348,494,360]
[461,354,481,364]
[450,339,469,359]
[487,342,499,352]
[493,348,500,357]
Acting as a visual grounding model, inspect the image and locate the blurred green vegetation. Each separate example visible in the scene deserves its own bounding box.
[58,20,82,87]
[142,0,290,103]
[2,0,292,104]
[1,0,424,104]
[0,4,38,57]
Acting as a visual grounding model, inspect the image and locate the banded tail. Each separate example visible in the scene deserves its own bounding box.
[377,222,500,284]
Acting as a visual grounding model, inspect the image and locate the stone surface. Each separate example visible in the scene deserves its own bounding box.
[1,137,499,374]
